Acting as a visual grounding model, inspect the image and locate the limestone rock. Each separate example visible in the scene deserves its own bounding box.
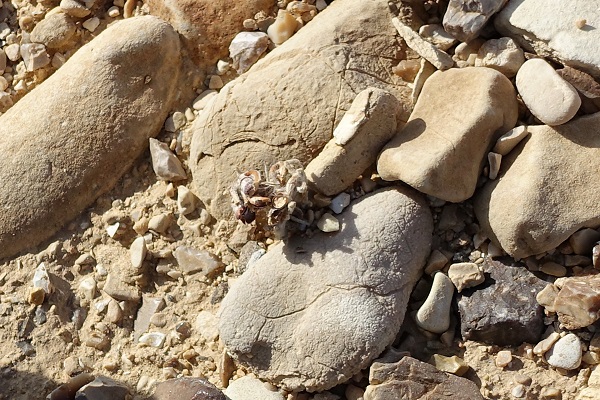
[190,0,412,221]
[75,376,130,400]
[415,272,454,334]
[377,67,518,202]
[151,377,226,400]
[475,37,525,77]
[30,13,77,49]
[364,354,483,400]
[305,87,402,196]
[60,0,91,18]
[493,125,528,156]
[418,24,457,51]
[146,0,274,67]
[392,17,454,70]
[0,16,181,260]
[224,376,285,400]
[457,258,546,345]
[447,262,485,292]
[218,187,433,392]
[558,66,600,99]
[516,58,581,126]
[149,138,187,181]
[475,112,600,259]
[545,333,582,370]
[443,0,508,43]
[495,0,600,78]
[553,275,600,330]
[229,31,269,74]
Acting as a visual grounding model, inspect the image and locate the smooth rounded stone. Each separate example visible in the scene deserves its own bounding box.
[192,90,217,110]
[545,333,582,370]
[474,112,600,259]
[60,0,91,18]
[365,355,483,400]
[392,17,454,70]
[30,13,77,49]
[305,88,402,196]
[553,275,600,330]
[378,67,518,202]
[495,350,513,368]
[151,377,226,400]
[75,376,130,400]
[458,258,547,346]
[447,262,485,292]
[149,139,187,181]
[190,0,412,222]
[47,373,95,400]
[218,187,433,391]
[129,236,147,269]
[475,37,525,78]
[569,228,600,255]
[267,10,297,45]
[139,332,166,348]
[495,0,600,79]
[229,31,269,74]
[533,331,560,356]
[224,376,285,400]
[415,272,454,333]
[487,152,501,180]
[493,125,528,156]
[418,24,457,51]
[0,16,180,260]
[540,262,567,277]
[516,58,581,125]
[443,0,507,42]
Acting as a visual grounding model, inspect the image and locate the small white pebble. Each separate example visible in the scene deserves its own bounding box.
[106,222,120,237]
[107,6,120,17]
[511,384,525,398]
[82,17,100,32]
[216,59,231,75]
[317,213,340,233]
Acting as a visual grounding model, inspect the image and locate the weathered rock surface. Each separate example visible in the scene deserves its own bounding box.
[457,258,546,346]
[377,67,518,202]
[475,112,600,259]
[30,13,77,49]
[190,0,412,221]
[545,333,583,370]
[219,187,433,392]
[0,16,181,260]
[75,376,130,400]
[150,377,226,400]
[475,37,525,77]
[495,0,600,78]
[305,87,402,196]
[364,353,483,400]
[443,0,508,43]
[224,376,285,400]
[553,275,600,330]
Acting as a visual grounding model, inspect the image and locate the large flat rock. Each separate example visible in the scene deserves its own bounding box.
[218,187,433,392]
[0,16,181,260]
[190,0,412,221]
[475,112,600,259]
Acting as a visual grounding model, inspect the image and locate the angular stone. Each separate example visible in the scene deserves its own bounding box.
[545,333,582,370]
[103,273,141,303]
[75,376,130,400]
[364,355,483,400]
[558,66,600,99]
[495,0,600,78]
[30,13,77,49]
[553,275,600,330]
[457,258,546,345]
[475,113,600,259]
[173,246,224,277]
[149,138,187,181]
[267,10,297,46]
[218,187,433,391]
[224,376,285,400]
[229,31,269,74]
[190,0,412,221]
[134,295,165,341]
[429,354,469,376]
[569,228,600,255]
[305,88,401,196]
[418,24,457,51]
[60,0,91,18]
[475,37,525,77]
[443,0,508,43]
[392,17,454,70]
[415,272,454,333]
[151,377,226,400]
[516,58,581,126]
[0,16,180,260]
[377,67,518,202]
[447,262,485,292]
[20,43,51,71]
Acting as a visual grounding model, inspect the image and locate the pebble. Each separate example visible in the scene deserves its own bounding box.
[267,10,297,45]
[173,245,223,277]
[424,249,451,275]
[495,350,512,368]
[5,44,20,61]
[108,6,120,17]
[28,287,46,306]
[316,213,340,233]
[475,37,525,78]
[82,17,100,33]
[418,24,457,51]
[224,375,285,400]
[138,332,166,348]
[134,296,165,341]
[20,43,51,71]
[195,310,220,342]
[554,275,600,329]
[129,236,147,270]
[47,373,94,400]
[177,186,197,215]
[545,333,582,370]
[540,387,562,399]
[148,213,172,234]
[192,90,218,110]
[229,31,269,73]
[149,138,187,181]
[534,331,560,356]
[208,75,224,90]
[105,222,120,237]
[429,354,469,376]
[569,228,600,255]
[78,276,97,302]
[493,125,528,156]
[447,262,485,292]
[516,58,581,126]
[540,262,567,277]
[487,152,502,180]
[60,0,91,18]
[511,384,526,398]
[153,377,226,400]
[164,111,186,132]
[30,13,77,50]
[416,272,454,333]
[536,283,558,312]
[103,273,140,302]
[329,192,351,214]
[391,17,453,70]
[76,376,130,400]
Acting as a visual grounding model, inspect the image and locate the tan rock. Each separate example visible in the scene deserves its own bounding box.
[190,0,412,221]
[378,67,518,202]
[30,13,77,49]
[447,262,485,292]
[475,112,600,259]
[0,16,181,260]
[553,275,600,330]
[475,37,525,78]
[392,17,454,70]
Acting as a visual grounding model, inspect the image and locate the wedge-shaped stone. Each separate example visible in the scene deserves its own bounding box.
[218,187,433,392]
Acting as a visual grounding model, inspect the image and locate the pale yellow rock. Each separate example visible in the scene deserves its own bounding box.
[429,354,469,376]
[267,10,297,45]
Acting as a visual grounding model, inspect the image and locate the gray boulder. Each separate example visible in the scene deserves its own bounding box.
[443,0,508,43]
[218,187,433,392]
[190,0,412,221]
[0,16,181,260]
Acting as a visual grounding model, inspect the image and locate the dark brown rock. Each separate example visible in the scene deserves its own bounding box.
[150,377,226,400]
[557,66,600,99]
[457,257,547,346]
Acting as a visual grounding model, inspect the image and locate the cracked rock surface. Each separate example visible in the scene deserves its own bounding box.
[218,187,433,392]
[189,0,412,222]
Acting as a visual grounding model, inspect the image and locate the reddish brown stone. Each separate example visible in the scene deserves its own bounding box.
[554,274,600,329]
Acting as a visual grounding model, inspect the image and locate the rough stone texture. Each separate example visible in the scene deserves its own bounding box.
[545,333,582,370]
[75,376,130,400]
[516,58,581,126]
[475,112,600,259]
[377,67,518,202]
[447,262,485,292]
[495,0,600,78]
[475,37,525,77]
[457,257,546,346]
[219,187,433,392]
[558,66,600,99]
[0,16,181,260]
[224,376,285,400]
[553,275,600,330]
[305,88,402,196]
[190,0,412,221]
[30,13,77,49]
[364,354,483,400]
[443,0,508,43]
[146,0,275,67]
[150,377,226,400]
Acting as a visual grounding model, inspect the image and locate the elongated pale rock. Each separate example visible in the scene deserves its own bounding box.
[0,16,181,260]
[392,17,454,70]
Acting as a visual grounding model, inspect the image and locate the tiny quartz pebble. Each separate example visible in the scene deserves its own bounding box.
[317,213,340,233]
[495,350,512,367]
